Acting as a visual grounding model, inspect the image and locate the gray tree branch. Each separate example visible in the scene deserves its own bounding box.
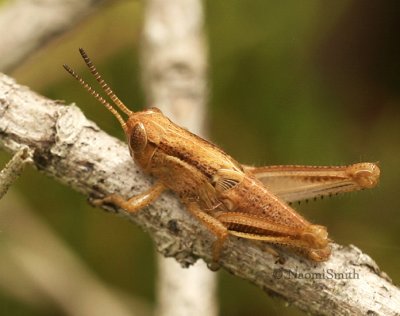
[140,0,215,315]
[1,73,399,316]
[0,0,106,72]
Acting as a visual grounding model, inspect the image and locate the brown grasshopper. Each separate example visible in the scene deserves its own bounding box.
[63,48,380,264]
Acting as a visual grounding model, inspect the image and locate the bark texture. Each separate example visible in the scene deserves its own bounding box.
[0,73,399,316]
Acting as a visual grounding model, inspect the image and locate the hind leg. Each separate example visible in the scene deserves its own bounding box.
[185,202,228,269]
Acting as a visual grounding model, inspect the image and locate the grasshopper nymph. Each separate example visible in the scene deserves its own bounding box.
[63,48,380,265]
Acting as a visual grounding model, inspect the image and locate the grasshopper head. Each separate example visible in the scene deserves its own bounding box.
[63,49,167,167]
[125,108,168,158]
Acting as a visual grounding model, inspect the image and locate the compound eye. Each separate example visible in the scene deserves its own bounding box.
[129,123,147,153]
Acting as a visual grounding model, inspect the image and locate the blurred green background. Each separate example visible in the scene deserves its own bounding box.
[1,0,399,315]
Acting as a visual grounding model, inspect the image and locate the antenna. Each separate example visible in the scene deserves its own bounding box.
[62,63,127,133]
[78,48,132,116]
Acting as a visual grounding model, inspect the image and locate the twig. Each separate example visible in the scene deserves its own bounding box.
[1,73,399,315]
[0,146,31,198]
[140,0,215,315]
[0,0,106,72]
